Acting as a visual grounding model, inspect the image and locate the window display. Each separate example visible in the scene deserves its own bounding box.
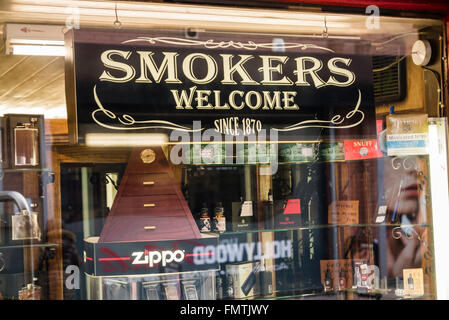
[0,0,448,302]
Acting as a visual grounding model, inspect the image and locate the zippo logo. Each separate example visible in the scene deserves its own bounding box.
[131,249,185,267]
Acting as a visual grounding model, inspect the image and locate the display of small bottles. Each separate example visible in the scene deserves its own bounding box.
[213,202,226,233]
[407,273,414,290]
[324,264,333,292]
[338,267,346,290]
[199,203,211,232]
[354,266,362,288]
[259,257,273,296]
[226,274,234,298]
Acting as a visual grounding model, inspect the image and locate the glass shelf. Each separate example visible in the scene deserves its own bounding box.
[229,288,435,301]
[0,243,59,250]
[206,223,431,237]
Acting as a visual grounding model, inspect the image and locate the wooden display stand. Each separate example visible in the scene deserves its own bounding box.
[99,146,201,243]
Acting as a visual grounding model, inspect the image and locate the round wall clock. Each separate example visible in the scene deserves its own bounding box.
[411,40,432,66]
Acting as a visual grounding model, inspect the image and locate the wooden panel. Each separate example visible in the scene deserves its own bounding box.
[125,147,171,174]
[22,171,39,198]
[45,145,63,300]
[257,164,276,297]
[45,145,132,299]
[45,119,68,136]
[55,145,132,163]
[45,118,69,144]
[114,195,185,217]
[98,216,197,243]
[122,173,177,196]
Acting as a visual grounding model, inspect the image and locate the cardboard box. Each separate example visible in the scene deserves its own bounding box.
[403,268,424,297]
[225,262,259,298]
[273,199,301,229]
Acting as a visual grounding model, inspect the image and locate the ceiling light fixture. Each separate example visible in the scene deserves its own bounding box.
[5,23,66,56]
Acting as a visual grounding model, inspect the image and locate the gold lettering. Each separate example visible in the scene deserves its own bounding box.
[213,90,230,110]
[171,87,197,109]
[99,50,135,83]
[135,51,181,84]
[220,54,259,85]
[294,57,326,88]
[326,57,355,87]
[195,90,213,109]
[259,56,293,85]
[229,90,245,110]
[183,53,217,84]
[245,91,262,110]
[262,91,282,110]
[282,91,299,110]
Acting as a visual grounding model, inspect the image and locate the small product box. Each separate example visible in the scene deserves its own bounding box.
[273,199,301,229]
[225,262,259,299]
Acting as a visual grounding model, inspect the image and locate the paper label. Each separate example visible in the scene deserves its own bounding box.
[240,201,254,217]
[403,268,424,296]
[283,199,301,215]
[344,139,382,160]
[375,205,387,223]
[328,200,359,224]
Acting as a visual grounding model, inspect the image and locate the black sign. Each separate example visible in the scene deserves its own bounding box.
[67,29,376,143]
[84,237,219,276]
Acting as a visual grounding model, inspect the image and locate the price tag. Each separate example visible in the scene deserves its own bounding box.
[240,201,253,217]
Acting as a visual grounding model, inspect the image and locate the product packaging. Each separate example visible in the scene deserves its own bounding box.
[274,199,301,228]
[11,210,41,241]
[225,262,258,298]
[18,283,41,300]
[198,204,211,233]
[386,113,428,156]
[162,282,180,300]
[319,142,345,161]
[142,281,162,300]
[259,257,273,296]
[103,278,131,300]
[14,122,39,167]
[279,143,317,163]
[403,268,424,297]
[213,202,226,233]
[232,200,254,231]
[181,280,199,300]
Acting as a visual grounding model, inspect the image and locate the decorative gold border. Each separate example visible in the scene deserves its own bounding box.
[122,37,335,52]
[91,85,203,132]
[272,89,364,132]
